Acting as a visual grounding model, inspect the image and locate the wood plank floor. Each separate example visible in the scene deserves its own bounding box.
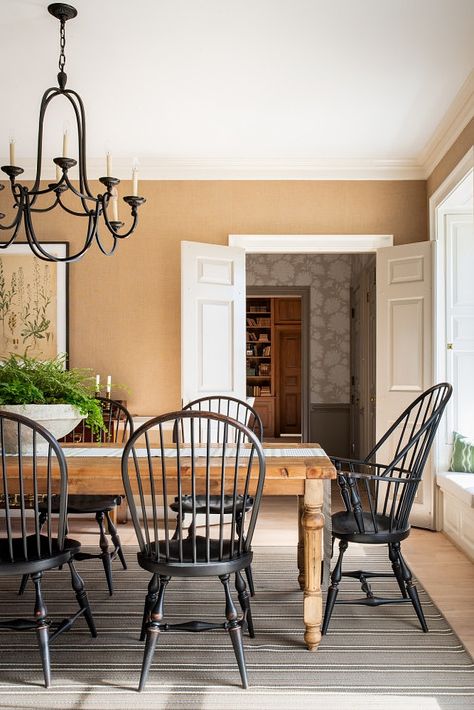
[67,495,474,657]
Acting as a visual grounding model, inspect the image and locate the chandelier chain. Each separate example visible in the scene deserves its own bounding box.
[58,20,66,73]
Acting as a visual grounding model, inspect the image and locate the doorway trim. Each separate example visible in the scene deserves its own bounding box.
[247,286,311,442]
[429,148,474,528]
[230,234,393,253]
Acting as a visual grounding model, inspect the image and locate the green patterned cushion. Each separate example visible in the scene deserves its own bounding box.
[450,432,474,473]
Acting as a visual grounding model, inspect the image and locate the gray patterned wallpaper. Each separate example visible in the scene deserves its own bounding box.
[246,253,353,404]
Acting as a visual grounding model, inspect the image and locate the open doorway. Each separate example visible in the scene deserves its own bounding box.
[245,252,377,457]
[246,288,310,441]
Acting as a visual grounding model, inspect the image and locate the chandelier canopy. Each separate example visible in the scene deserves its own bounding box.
[0,3,146,263]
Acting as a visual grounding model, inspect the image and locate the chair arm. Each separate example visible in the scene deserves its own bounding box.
[337,470,412,484]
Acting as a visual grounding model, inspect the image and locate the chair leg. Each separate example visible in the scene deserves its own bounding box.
[140,573,160,642]
[31,572,51,688]
[220,573,249,689]
[105,510,127,570]
[96,511,113,595]
[322,539,348,635]
[389,542,408,599]
[171,513,184,541]
[138,575,170,692]
[68,558,97,638]
[18,573,29,596]
[235,570,254,638]
[398,547,428,632]
[244,565,255,597]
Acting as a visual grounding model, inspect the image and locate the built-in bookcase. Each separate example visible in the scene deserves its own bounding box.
[246,295,302,438]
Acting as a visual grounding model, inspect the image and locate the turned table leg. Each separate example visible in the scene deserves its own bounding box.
[302,478,324,651]
[297,495,305,590]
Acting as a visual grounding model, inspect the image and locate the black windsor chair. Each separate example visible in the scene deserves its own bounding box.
[171,395,263,597]
[19,397,134,597]
[122,410,266,691]
[0,411,96,688]
[322,383,452,635]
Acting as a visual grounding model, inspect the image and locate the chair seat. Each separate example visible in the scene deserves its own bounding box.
[40,494,123,514]
[0,534,81,571]
[138,535,252,573]
[332,511,410,543]
[170,494,254,515]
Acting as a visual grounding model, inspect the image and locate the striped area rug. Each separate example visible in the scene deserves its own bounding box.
[0,545,473,709]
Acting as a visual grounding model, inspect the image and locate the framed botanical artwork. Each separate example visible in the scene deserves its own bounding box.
[0,243,68,360]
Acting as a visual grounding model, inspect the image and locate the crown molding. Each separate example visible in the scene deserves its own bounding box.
[0,156,425,182]
[419,71,474,178]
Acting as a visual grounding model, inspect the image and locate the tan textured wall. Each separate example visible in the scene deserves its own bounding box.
[427,118,474,196]
[0,179,427,413]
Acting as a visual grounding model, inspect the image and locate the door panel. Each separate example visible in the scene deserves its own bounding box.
[181,241,246,405]
[376,241,434,528]
[277,326,301,435]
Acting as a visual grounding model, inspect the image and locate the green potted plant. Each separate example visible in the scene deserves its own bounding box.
[0,353,104,451]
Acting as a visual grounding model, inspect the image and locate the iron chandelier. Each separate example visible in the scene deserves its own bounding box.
[0,3,146,263]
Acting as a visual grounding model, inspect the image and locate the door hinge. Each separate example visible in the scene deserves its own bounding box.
[447,343,454,350]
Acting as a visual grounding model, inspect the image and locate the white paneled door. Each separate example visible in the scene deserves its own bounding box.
[181,241,246,405]
[376,241,434,528]
[441,212,474,465]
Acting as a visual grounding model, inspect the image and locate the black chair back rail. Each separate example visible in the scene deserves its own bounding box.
[178,395,262,596]
[0,412,69,567]
[18,397,134,598]
[336,382,453,536]
[124,410,265,568]
[0,410,96,688]
[322,382,453,636]
[61,396,132,444]
[121,410,266,691]
[182,396,263,443]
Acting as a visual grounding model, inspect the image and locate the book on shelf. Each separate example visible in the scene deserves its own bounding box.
[247,332,257,341]
[246,318,257,326]
[262,345,271,356]
[258,333,269,342]
[259,363,270,375]
[256,318,270,326]
[260,385,271,396]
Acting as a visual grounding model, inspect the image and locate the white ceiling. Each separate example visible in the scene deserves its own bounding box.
[1,0,473,179]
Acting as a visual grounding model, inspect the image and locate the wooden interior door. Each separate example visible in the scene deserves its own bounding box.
[276,325,302,435]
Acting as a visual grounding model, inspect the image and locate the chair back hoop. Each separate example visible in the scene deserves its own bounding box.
[122,410,266,565]
[339,383,452,533]
[0,409,68,564]
[61,396,134,444]
[182,396,263,442]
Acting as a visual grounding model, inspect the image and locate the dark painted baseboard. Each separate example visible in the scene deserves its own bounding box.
[310,402,350,458]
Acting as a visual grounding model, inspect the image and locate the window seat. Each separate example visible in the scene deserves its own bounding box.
[436,471,474,561]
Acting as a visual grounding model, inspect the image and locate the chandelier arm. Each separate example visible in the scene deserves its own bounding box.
[24,200,98,262]
[29,194,61,213]
[0,187,24,231]
[95,229,118,256]
[64,89,94,201]
[57,196,92,217]
[1,181,23,211]
[105,211,139,240]
[61,171,98,204]
[30,88,60,204]
[0,216,23,247]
